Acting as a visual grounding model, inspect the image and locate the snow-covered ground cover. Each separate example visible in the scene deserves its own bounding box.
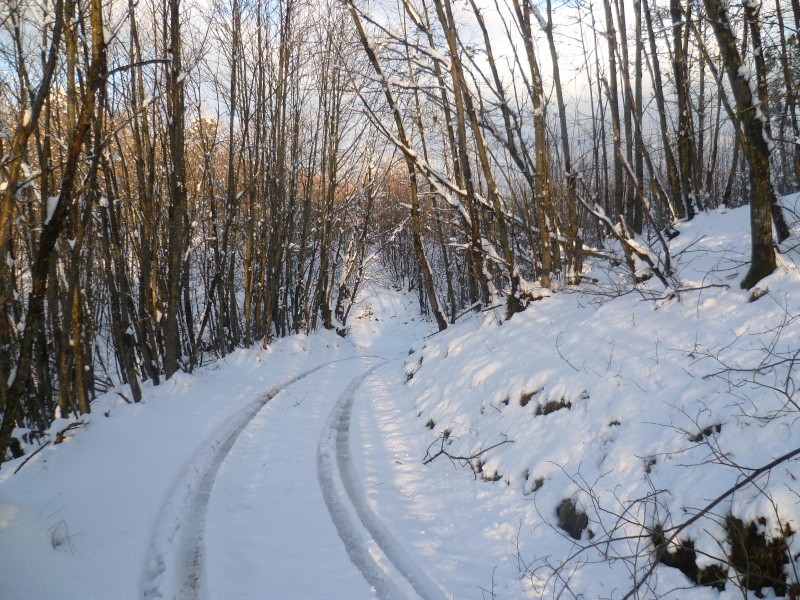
[352,199,800,598]
[1,200,799,599]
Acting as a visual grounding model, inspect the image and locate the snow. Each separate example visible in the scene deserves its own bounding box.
[531,4,548,31]
[0,334,359,599]
[738,63,753,83]
[1,201,800,599]
[402,0,424,29]
[5,367,16,387]
[43,195,59,225]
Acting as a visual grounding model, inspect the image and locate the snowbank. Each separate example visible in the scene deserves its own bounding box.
[387,200,800,598]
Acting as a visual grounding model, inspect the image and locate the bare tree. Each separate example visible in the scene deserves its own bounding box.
[703,0,787,289]
[1,0,108,462]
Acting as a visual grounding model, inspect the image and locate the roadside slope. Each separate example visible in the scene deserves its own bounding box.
[349,202,800,598]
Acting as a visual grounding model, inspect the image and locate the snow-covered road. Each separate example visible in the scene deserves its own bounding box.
[141,358,364,599]
[0,283,447,600]
[141,287,441,599]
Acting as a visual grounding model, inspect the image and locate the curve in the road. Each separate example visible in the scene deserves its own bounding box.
[141,358,356,600]
[317,364,450,600]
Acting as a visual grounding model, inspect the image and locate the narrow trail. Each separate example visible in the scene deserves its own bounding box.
[141,358,356,600]
[141,288,438,599]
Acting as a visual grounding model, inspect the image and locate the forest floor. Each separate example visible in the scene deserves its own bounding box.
[2,199,800,599]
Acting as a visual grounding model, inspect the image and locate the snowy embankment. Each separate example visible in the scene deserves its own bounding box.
[1,201,798,600]
[352,199,800,598]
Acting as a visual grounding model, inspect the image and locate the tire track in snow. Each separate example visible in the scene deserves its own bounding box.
[317,365,449,600]
[141,358,356,600]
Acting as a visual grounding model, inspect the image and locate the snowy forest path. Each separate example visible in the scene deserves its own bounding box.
[140,357,360,599]
[140,351,440,599]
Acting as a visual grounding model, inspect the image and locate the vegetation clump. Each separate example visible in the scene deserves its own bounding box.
[520,471,544,495]
[726,516,792,597]
[519,389,542,407]
[536,399,572,416]
[482,469,502,482]
[405,357,423,382]
[689,423,722,443]
[556,498,588,540]
[651,526,726,591]
[8,438,24,459]
[652,517,796,596]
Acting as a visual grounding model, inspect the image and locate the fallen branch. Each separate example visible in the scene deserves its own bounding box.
[54,421,86,444]
[423,433,513,479]
[13,441,51,474]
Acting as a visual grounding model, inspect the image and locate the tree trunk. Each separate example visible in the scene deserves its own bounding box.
[164,0,188,378]
[703,0,776,289]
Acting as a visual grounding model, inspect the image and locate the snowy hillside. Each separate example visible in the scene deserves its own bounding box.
[1,200,800,600]
[374,199,800,598]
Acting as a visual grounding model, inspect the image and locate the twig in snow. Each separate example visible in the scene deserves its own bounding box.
[12,441,51,474]
[423,433,513,479]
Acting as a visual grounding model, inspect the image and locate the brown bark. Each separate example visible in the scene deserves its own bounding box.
[603,0,624,219]
[512,0,553,288]
[672,0,698,219]
[163,0,188,378]
[643,0,680,220]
